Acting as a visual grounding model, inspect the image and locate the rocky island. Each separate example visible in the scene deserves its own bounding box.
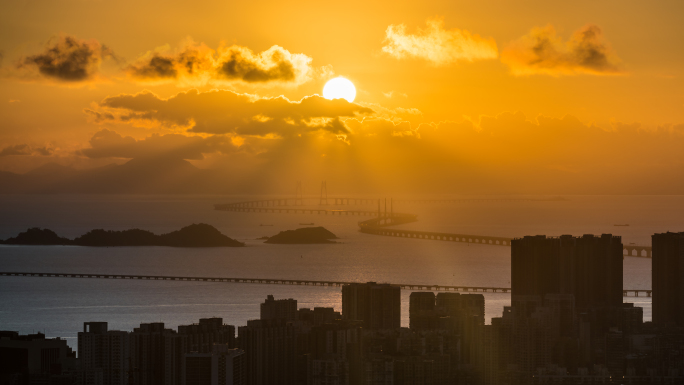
[264,226,338,244]
[1,223,244,247]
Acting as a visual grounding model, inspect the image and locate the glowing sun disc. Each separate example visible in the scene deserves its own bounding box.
[323,77,356,103]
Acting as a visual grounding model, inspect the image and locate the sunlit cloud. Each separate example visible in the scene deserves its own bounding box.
[6,35,328,87]
[382,19,498,65]
[216,45,312,84]
[86,89,373,136]
[501,24,624,76]
[126,39,326,86]
[16,35,115,82]
[125,40,215,84]
[39,105,684,194]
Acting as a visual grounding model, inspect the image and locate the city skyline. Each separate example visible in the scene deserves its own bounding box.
[1,1,682,384]
[2,230,681,383]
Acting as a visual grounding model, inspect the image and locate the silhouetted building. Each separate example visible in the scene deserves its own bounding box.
[359,328,456,385]
[307,322,362,385]
[619,303,644,335]
[260,295,297,322]
[184,354,211,385]
[459,294,485,324]
[237,319,297,385]
[0,331,80,384]
[177,318,236,352]
[78,322,130,385]
[130,322,176,385]
[298,307,341,326]
[511,234,623,311]
[508,234,626,379]
[342,282,400,330]
[652,231,684,326]
[182,345,245,385]
[435,292,460,315]
[409,292,436,330]
[166,318,236,385]
[393,354,450,385]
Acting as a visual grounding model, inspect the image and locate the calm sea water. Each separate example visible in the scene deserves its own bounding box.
[1,194,678,351]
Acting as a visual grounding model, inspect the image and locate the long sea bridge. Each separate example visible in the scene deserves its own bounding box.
[0,272,651,297]
[215,196,652,258]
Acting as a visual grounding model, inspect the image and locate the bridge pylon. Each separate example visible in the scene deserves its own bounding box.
[319,181,328,205]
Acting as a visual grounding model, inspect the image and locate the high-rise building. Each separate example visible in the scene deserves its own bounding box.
[342,282,400,330]
[237,319,297,385]
[182,345,245,385]
[167,318,236,385]
[409,292,436,330]
[459,294,486,324]
[435,292,461,316]
[297,307,341,326]
[78,322,131,385]
[652,231,684,326]
[0,331,80,384]
[260,295,297,322]
[511,234,623,310]
[307,322,362,385]
[508,233,631,378]
[130,322,177,385]
[177,318,236,353]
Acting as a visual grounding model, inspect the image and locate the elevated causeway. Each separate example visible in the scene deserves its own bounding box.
[215,196,653,257]
[0,272,651,297]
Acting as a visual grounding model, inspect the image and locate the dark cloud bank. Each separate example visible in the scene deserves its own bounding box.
[18,35,114,81]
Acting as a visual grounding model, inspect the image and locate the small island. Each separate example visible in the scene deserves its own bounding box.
[0,223,244,247]
[264,226,338,244]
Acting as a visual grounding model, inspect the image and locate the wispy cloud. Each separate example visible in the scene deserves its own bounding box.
[382,91,407,98]
[382,19,498,65]
[501,24,623,76]
[0,144,52,157]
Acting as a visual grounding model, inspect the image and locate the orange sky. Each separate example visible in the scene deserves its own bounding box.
[1,0,683,193]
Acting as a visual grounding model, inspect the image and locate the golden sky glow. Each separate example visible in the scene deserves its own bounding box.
[1,0,683,193]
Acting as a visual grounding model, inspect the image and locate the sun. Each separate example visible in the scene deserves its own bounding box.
[323,77,356,103]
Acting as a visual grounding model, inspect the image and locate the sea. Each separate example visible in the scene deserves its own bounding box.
[0,194,678,351]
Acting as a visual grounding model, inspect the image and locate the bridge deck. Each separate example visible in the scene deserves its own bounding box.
[215,198,652,257]
[215,206,379,216]
[359,220,512,246]
[0,272,650,297]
